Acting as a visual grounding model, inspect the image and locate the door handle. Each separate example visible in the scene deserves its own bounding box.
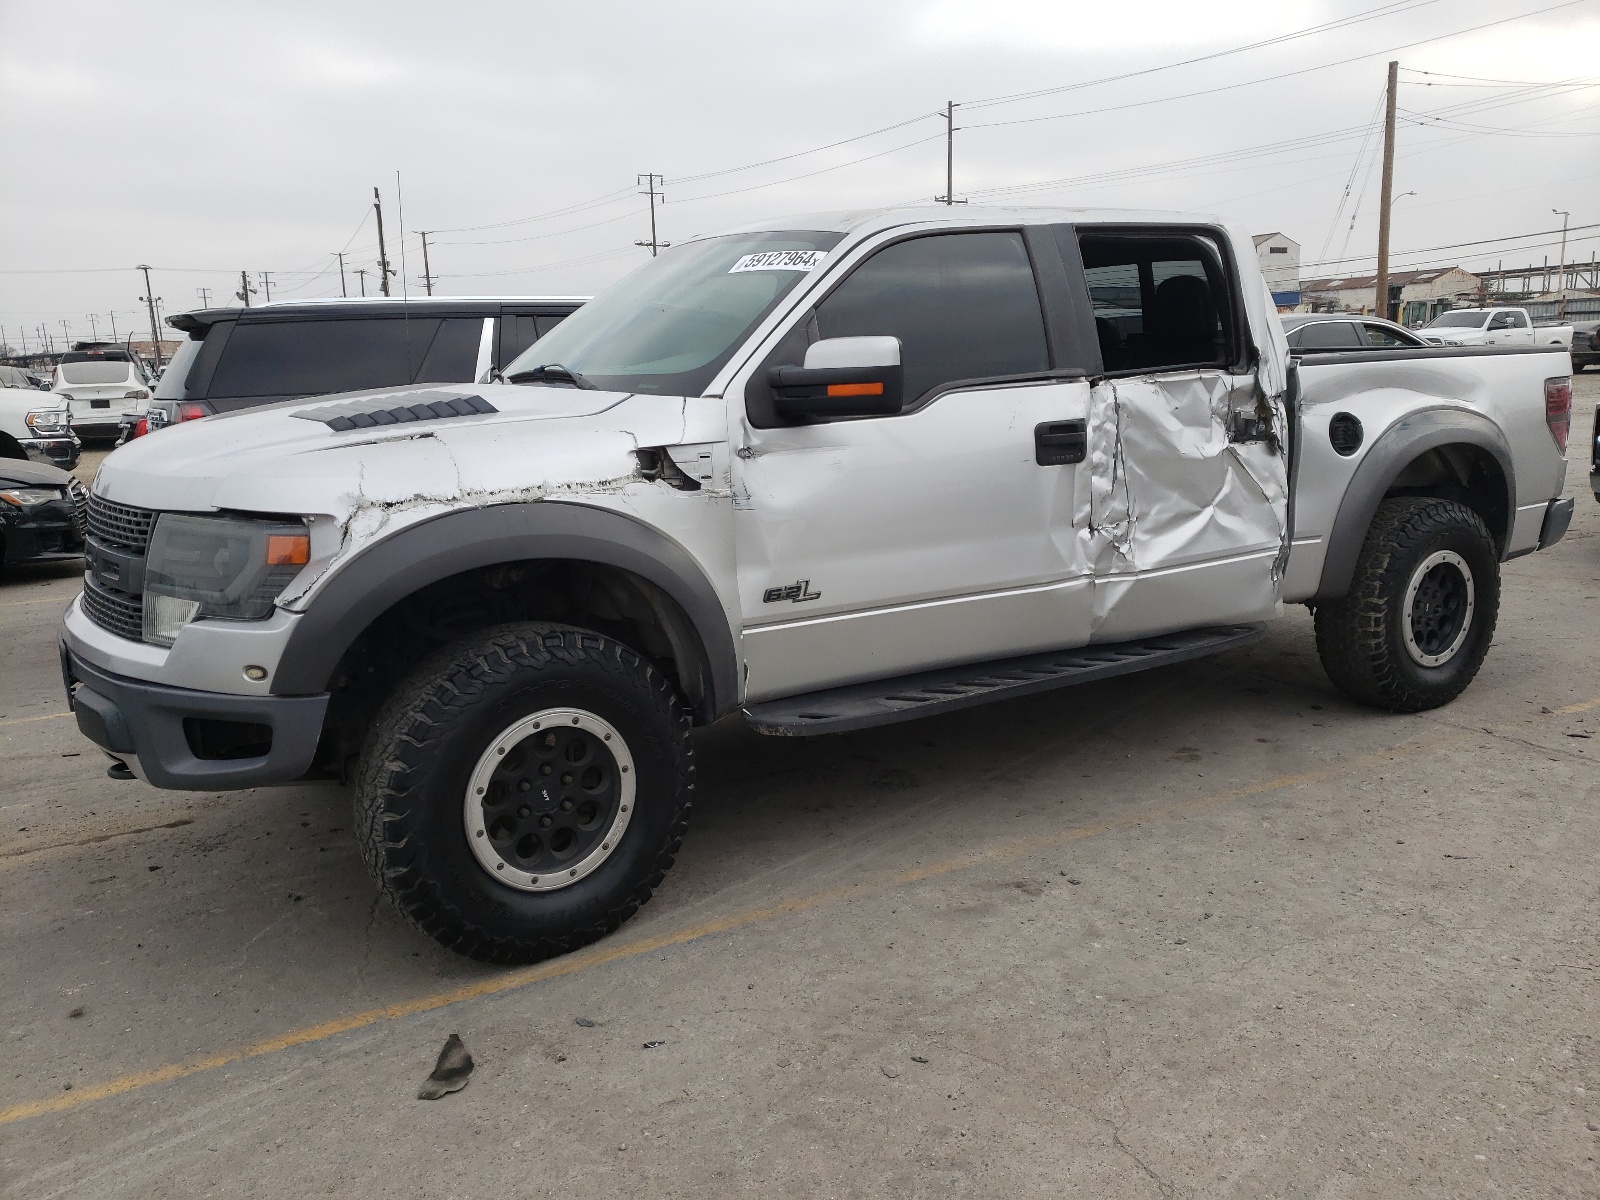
[1034,420,1087,466]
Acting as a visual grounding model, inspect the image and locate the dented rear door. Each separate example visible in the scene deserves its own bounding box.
[1064,225,1290,641]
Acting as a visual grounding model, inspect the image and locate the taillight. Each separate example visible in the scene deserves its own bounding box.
[174,402,208,423]
[131,417,148,439]
[1545,376,1571,453]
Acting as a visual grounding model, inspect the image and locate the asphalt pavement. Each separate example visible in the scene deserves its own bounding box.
[3,386,1597,1197]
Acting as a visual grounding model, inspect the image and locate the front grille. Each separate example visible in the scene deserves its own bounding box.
[86,494,155,552]
[81,577,144,641]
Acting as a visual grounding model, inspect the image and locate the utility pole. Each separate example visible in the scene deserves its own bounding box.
[60,319,71,349]
[336,252,348,297]
[634,174,670,256]
[373,186,394,295]
[137,263,164,368]
[1553,208,1571,318]
[236,270,256,308]
[1373,60,1399,320]
[258,272,274,303]
[108,311,117,340]
[196,287,212,308]
[419,232,435,296]
[86,314,99,341]
[936,101,964,205]
[355,267,369,297]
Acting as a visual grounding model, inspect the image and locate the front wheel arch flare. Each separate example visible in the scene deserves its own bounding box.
[269,502,739,722]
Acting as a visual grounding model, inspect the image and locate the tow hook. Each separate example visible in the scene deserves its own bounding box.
[106,758,135,781]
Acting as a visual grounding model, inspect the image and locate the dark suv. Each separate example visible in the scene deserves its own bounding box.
[132,296,585,438]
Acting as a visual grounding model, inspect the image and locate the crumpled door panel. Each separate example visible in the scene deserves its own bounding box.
[1084,371,1288,640]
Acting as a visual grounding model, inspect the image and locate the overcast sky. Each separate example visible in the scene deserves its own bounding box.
[1,0,1595,349]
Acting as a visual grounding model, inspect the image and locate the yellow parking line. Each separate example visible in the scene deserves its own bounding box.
[0,732,1455,1126]
[1554,697,1600,714]
[0,712,72,728]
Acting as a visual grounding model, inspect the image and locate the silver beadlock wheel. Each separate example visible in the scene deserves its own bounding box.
[1402,549,1475,667]
[463,707,636,892]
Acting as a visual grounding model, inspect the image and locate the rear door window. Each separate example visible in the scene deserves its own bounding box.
[1077,233,1234,373]
[497,312,570,368]
[813,230,1049,403]
[414,317,488,384]
[207,318,442,398]
[1363,323,1413,347]
[1298,321,1363,349]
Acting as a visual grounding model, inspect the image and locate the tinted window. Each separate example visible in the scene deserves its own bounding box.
[1508,310,1529,329]
[814,231,1048,402]
[1364,323,1414,347]
[208,318,441,398]
[500,314,542,367]
[1078,234,1231,372]
[60,362,133,385]
[1298,321,1362,349]
[415,318,486,384]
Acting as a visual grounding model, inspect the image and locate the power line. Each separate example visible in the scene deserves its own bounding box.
[962,0,1444,111]
[959,0,1589,132]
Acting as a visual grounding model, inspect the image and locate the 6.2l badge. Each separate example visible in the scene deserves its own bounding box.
[763,579,821,604]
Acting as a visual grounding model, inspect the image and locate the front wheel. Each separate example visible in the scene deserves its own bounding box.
[1314,497,1500,712]
[355,623,694,963]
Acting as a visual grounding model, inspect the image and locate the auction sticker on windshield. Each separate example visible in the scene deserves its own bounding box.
[729,250,824,273]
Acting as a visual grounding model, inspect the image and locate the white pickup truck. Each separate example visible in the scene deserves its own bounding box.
[60,207,1575,963]
[1418,306,1573,349]
[0,369,78,470]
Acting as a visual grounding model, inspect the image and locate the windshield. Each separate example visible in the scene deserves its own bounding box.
[504,230,843,396]
[59,361,135,385]
[1423,311,1488,329]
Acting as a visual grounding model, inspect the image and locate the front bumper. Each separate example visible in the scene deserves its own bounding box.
[2,496,84,564]
[61,643,329,790]
[21,436,80,471]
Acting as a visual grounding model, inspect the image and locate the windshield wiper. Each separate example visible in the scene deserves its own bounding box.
[506,363,596,389]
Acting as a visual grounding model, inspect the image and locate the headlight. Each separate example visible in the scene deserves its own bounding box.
[0,486,64,507]
[25,409,69,435]
[142,514,311,647]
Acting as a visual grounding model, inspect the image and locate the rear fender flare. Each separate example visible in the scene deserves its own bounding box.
[1313,406,1514,603]
[270,502,739,721]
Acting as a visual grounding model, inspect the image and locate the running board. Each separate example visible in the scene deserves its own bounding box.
[742,625,1266,737]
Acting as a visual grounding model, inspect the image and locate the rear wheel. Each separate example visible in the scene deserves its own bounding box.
[1314,497,1500,712]
[355,622,693,963]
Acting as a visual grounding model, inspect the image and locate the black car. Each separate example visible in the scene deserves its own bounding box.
[132,295,585,438]
[1280,313,1428,352]
[0,457,86,569]
[1571,320,1598,372]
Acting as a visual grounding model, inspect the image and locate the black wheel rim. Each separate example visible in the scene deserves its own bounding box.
[1408,559,1470,659]
[480,724,622,877]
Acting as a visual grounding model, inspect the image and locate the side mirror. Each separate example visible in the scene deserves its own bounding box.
[769,336,903,421]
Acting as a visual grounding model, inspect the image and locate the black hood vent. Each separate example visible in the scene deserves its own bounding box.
[292,391,497,432]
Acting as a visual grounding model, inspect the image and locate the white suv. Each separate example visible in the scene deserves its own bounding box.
[52,351,153,443]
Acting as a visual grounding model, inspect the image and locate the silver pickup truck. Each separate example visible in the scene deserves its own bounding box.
[59,206,1574,962]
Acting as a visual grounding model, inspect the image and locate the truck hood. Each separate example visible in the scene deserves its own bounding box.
[90,381,701,516]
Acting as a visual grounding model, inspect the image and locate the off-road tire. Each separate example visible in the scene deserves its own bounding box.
[355,622,693,963]
[1314,496,1500,712]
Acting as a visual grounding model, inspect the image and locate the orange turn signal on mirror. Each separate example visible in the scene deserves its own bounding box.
[825,382,884,397]
[265,534,311,566]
